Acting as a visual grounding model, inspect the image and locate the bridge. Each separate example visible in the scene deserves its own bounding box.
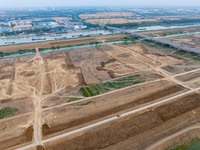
[107,26,200,55]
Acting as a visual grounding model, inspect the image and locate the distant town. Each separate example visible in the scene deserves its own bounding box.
[0,8,88,36]
[1,7,200,37]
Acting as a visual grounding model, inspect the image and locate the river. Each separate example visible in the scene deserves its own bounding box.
[0,30,112,46]
[1,24,200,46]
[1,40,127,59]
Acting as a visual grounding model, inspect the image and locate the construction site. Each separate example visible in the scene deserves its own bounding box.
[1,31,200,150]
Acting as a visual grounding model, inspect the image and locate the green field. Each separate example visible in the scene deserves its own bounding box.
[0,107,18,119]
[79,74,145,97]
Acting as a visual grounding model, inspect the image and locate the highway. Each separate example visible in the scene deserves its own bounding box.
[107,26,200,55]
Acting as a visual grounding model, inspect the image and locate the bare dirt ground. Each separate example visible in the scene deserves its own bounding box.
[162,60,200,74]
[42,92,200,150]
[147,125,200,150]
[0,49,83,149]
[175,70,200,88]
[100,43,183,71]
[0,34,128,53]
[1,40,200,150]
[141,26,200,37]
[67,47,113,84]
[122,44,183,67]
[164,33,200,49]
[42,79,186,138]
[0,114,33,150]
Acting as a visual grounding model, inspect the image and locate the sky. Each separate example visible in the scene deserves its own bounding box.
[1,0,200,8]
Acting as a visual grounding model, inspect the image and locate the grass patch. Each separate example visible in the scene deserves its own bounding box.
[79,74,145,97]
[0,107,18,119]
[175,50,188,56]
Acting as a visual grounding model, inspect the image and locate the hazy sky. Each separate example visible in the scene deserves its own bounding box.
[1,0,200,8]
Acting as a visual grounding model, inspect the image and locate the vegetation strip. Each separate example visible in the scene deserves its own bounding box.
[79,75,145,97]
[0,107,18,119]
[0,37,133,58]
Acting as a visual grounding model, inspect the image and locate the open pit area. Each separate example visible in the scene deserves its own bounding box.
[1,36,200,150]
